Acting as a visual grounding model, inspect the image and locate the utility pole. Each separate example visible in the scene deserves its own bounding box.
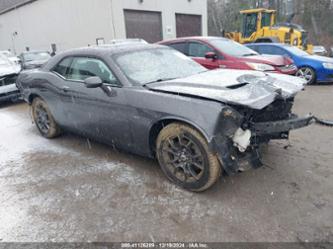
[11,31,18,55]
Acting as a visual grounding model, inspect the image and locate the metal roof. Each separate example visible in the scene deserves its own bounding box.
[0,0,37,15]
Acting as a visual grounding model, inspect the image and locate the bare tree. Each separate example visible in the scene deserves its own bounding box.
[208,0,333,46]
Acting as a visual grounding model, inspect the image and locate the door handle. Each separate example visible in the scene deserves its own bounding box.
[61,86,70,92]
[219,65,227,68]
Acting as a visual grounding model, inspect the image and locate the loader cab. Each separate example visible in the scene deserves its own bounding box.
[241,9,276,38]
[242,13,258,38]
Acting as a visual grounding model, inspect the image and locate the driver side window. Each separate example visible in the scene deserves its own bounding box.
[259,46,285,56]
[188,42,214,58]
[67,57,118,85]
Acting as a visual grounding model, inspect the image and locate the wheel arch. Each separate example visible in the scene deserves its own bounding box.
[296,64,318,84]
[28,93,43,104]
[298,64,317,71]
[297,64,318,77]
[148,117,210,157]
[28,93,59,124]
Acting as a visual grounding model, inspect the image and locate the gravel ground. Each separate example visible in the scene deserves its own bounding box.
[0,85,332,242]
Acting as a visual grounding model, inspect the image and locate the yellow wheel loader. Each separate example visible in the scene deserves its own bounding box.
[225,8,313,54]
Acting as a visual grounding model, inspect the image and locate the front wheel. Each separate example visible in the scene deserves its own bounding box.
[32,97,61,138]
[296,66,316,84]
[156,123,221,192]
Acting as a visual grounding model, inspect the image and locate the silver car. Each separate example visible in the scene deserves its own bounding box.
[0,54,21,103]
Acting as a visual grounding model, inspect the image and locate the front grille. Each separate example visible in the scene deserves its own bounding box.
[231,98,294,126]
[0,74,18,86]
[250,99,294,123]
[0,90,20,98]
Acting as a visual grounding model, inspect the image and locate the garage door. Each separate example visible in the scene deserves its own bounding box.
[124,10,162,43]
[176,14,202,37]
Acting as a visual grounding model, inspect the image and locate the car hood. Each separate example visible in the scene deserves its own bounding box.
[237,54,292,66]
[0,65,20,77]
[147,69,306,110]
[305,55,333,63]
[9,57,20,63]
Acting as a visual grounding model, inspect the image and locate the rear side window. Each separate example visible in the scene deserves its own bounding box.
[259,46,285,55]
[53,57,72,77]
[168,42,188,55]
[188,42,214,57]
[248,46,259,53]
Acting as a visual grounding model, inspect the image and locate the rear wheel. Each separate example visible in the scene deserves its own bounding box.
[156,123,221,192]
[32,97,61,138]
[296,66,316,84]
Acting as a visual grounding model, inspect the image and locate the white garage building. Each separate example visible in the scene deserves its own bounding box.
[0,0,207,54]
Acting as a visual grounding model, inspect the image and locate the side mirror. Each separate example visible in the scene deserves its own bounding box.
[205,52,217,60]
[84,76,103,88]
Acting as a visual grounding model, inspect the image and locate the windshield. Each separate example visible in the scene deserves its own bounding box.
[261,12,272,27]
[285,46,309,57]
[23,52,51,62]
[114,48,207,85]
[209,39,258,57]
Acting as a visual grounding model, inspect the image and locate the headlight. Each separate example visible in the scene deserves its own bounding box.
[323,62,333,69]
[246,62,275,71]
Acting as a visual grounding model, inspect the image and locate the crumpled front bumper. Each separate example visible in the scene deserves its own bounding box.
[251,114,333,136]
[251,115,313,136]
[212,114,333,175]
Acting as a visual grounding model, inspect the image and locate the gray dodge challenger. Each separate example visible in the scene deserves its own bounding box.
[16,43,330,192]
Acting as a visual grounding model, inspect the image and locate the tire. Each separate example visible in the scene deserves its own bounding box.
[32,97,61,138]
[156,123,221,192]
[296,66,316,84]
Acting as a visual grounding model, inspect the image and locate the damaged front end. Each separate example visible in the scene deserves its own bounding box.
[0,74,20,102]
[211,100,333,175]
[147,68,332,174]
[212,77,333,175]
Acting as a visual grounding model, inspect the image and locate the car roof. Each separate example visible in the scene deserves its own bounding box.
[44,43,168,71]
[313,46,326,50]
[160,36,231,43]
[247,43,289,48]
[21,50,50,54]
[58,43,166,57]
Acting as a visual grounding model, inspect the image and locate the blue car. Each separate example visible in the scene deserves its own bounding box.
[246,43,333,84]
